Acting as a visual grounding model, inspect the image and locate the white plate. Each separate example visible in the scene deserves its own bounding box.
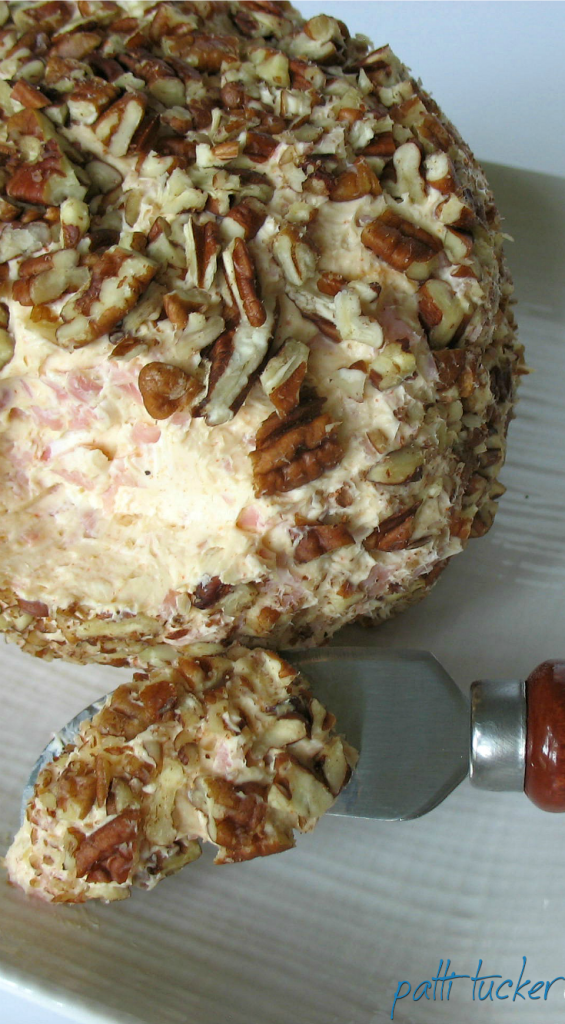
[1,164,564,1024]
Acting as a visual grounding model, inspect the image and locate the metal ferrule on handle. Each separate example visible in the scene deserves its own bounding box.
[470,662,565,811]
[470,679,526,791]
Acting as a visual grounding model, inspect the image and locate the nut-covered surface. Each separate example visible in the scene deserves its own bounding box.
[0,1,522,662]
[5,646,355,903]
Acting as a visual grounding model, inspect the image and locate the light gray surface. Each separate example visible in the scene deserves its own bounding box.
[2,2,565,1023]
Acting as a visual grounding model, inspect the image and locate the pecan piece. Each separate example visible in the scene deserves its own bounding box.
[434,349,467,389]
[94,93,147,157]
[367,445,424,486]
[207,778,291,864]
[362,133,396,159]
[50,30,102,59]
[139,677,179,722]
[252,392,343,497]
[192,576,233,609]
[229,237,266,327]
[186,218,220,290]
[244,131,278,163]
[162,292,192,330]
[201,327,236,387]
[364,504,420,552]
[301,312,342,344]
[221,81,244,108]
[75,810,140,882]
[367,342,416,391]
[317,272,347,297]
[0,199,20,223]
[57,247,157,348]
[424,151,457,195]
[224,197,267,241]
[55,762,97,819]
[183,33,239,72]
[197,273,273,425]
[490,364,514,405]
[330,157,381,202]
[290,14,346,65]
[418,279,466,349]
[260,339,309,416]
[15,1,72,32]
[289,57,326,92]
[12,248,83,306]
[138,362,202,420]
[68,78,120,125]
[239,0,284,12]
[10,80,49,109]
[78,0,118,14]
[391,96,453,154]
[7,141,86,206]
[295,523,354,563]
[272,226,317,288]
[361,209,441,279]
[94,678,178,741]
[60,196,90,248]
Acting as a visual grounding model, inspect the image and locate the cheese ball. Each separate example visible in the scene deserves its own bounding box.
[0,1,522,664]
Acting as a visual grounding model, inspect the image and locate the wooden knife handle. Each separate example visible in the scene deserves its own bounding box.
[525,661,565,811]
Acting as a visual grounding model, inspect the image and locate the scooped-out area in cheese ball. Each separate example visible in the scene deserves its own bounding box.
[6,646,356,903]
[0,0,523,665]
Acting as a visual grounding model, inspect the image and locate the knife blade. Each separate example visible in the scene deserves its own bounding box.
[288,647,469,820]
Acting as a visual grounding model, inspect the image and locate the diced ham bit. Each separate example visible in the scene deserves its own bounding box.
[0,0,520,667]
[131,422,161,445]
[66,373,103,402]
[236,505,266,533]
[6,648,356,902]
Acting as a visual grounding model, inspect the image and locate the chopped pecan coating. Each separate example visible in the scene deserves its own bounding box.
[0,0,519,665]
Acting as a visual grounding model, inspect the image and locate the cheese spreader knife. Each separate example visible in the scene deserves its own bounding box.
[22,648,565,822]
